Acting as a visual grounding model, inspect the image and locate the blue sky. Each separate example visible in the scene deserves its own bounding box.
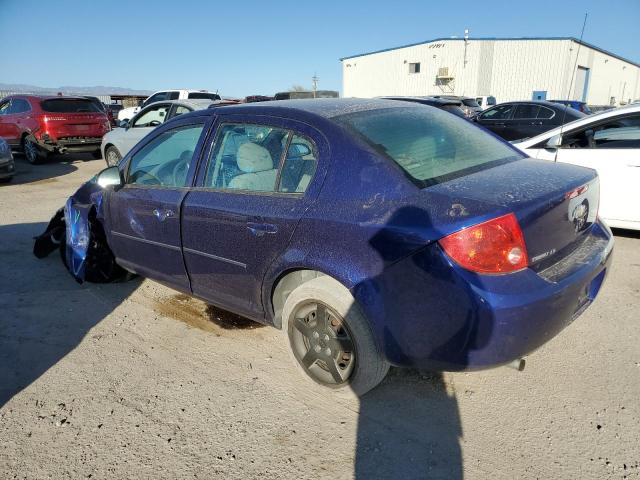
[0,0,638,97]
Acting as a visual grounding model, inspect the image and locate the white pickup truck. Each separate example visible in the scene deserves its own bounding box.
[117,89,221,122]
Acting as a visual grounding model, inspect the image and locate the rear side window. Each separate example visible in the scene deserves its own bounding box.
[41,99,101,113]
[204,123,317,193]
[187,92,221,100]
[514,104,540,119]
[537,107,555,119]
[333,107,522,187]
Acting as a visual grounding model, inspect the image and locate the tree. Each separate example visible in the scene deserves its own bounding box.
[289,85,306,92]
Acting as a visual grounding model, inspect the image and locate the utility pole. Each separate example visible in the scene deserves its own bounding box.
[312,73,319,98]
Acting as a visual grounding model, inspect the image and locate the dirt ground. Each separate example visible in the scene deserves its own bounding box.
[1,154,638,480]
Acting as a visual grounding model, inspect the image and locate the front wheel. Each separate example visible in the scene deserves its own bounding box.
[104,146,122,167]
[282,276,389,396]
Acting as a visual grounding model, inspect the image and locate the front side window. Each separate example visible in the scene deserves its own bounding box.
[127,124,204,187]
[132,104,170,128]
[205,124,288,192]
[562,114,640,150]
[333,106,523,187]
[480,104,514,120]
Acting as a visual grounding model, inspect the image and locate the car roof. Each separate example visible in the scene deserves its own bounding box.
[199,98,423,119]
[515,103,640,147]
[5,94,96,102]
[144,98,225,110]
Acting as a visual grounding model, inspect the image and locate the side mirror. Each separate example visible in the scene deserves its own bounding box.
[545,134,562,149]
[289,143,312,157]
[119,119,129,129]
[96,166,123,188]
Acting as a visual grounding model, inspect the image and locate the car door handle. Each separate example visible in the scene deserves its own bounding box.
[152,208,174,222]
[247,222,278,236]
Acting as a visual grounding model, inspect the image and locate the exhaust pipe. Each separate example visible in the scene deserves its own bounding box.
[507,358,526,372]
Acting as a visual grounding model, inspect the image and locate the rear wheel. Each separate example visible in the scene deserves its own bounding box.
[282,276,389,396]
[23,137,45,164]
[105,146,121,167]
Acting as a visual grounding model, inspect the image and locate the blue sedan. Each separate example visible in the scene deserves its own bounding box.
[35,99,614,395]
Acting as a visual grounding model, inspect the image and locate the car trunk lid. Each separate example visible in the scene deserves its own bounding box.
[421,158,599,268]
[40,99,108,137]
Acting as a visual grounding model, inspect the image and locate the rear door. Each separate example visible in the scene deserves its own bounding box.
[553,112,640,227]
[120,102,172,155]
[182,114,327,319]
[510,104,541,140]
[106,116,209,290]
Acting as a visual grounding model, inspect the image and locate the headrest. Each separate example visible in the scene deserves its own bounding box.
[237,143,273,173]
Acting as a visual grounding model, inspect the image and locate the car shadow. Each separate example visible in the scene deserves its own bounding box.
[5,153,80,186]
[351,205,476,479]
[0,221,141,409]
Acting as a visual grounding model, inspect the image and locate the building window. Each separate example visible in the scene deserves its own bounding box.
[409,62,421,74]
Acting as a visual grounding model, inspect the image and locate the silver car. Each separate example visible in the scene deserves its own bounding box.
[101,99,220,166]
[0,137,15,183]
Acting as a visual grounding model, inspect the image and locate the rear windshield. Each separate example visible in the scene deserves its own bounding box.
[187,92,221,100]
[333,107,523,187]
[461,98,480,108]
[41,99,102,113]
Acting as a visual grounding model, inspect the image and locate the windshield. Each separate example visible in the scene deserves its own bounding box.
[41,99,102,113]
[333,107,523,187]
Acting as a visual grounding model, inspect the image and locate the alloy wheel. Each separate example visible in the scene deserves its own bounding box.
[24,139,39,164]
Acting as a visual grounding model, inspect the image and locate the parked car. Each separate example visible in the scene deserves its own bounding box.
[35,98,613,395]
[102,99,226,166]
[513,103,640,230]
[0,137,15,182]
[380,96,466,117]
[273,90,339,100]
[117,90,222,122]
[104,103,124,127]
[432,95,483,117]
[475,100,585,141]
[82,96,107,113]
[550,100,593,114]
[0,95,111,163]
[475,95,497,110]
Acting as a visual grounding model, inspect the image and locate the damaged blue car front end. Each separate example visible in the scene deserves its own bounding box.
[34,176,127,283]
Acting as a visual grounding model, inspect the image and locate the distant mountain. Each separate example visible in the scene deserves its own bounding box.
[0,83,153,96]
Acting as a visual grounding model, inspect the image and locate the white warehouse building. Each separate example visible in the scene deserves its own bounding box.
[341,37,640,106]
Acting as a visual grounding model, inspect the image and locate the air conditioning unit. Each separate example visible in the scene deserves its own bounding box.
[436,67,453,79]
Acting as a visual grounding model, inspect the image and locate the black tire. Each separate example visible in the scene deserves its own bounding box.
[90,150,102,160]
[104,146,122,167]
[22,137,45,164]
[282,276,389,396]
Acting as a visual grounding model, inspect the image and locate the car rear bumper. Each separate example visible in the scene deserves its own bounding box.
[362,221,614,371]
[38,136,102,153]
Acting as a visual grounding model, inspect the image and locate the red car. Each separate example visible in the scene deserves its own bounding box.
[0,95,111,163]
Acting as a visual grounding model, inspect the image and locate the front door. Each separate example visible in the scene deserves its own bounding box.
[106,118,208,290]
[476,104,516,139]
[0,99,20,145]
[554,112,640,227]
[182,115,325,319]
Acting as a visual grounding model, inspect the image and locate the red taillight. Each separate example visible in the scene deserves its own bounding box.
[439,213,528,274]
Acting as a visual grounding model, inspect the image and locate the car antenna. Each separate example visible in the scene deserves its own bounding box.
[557,12,588,161]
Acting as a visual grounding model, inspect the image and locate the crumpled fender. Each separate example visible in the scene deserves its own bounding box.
[34,176,127,284]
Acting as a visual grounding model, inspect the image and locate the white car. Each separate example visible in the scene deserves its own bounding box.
[475,95,497,110]
[117,89,221,122]
[102,99,218,166]
[514,104,640,230]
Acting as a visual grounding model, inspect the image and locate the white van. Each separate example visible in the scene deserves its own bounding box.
[475,95,497,110]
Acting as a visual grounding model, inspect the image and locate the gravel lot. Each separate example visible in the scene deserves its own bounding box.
[1,154,638,479]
